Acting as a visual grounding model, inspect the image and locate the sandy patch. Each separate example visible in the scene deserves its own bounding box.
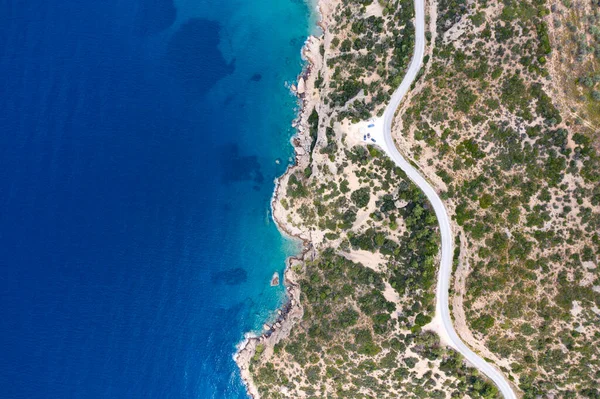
[339,249,387,272]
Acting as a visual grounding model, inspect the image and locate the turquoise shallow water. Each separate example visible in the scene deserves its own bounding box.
[0,0,314,397]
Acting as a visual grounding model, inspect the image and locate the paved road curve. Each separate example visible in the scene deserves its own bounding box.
[373,0,518,397]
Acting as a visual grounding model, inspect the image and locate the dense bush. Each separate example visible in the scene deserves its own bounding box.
[351,187,371,208]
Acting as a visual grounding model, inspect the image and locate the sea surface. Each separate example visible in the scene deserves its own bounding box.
[0,0,313,397]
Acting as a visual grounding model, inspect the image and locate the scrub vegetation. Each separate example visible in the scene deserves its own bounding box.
[247,0,600,397]
[253,145,499,398]
[323,0,416,122]
[398,0,600,396]
[549,0,600,136]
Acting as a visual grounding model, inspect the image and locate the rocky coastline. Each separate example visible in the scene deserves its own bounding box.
[234,255,306,399]
[233,1,332,397]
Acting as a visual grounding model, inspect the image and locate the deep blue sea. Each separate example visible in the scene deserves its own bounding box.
[0,1,313,397]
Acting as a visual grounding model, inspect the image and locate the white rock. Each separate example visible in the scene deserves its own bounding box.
[395,200,408,208]
[571,301,582,317]
[582,261,597,270]
[297,78,306,95]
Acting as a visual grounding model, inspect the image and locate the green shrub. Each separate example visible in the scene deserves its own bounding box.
[351,187,371,208]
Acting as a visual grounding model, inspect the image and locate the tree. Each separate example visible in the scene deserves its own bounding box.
[351,187,371,208]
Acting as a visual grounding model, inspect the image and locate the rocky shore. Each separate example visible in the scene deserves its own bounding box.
[234,256,306,399]
[233,1,333,398]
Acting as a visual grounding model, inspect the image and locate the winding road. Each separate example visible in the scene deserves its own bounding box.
[369,0,518,397]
